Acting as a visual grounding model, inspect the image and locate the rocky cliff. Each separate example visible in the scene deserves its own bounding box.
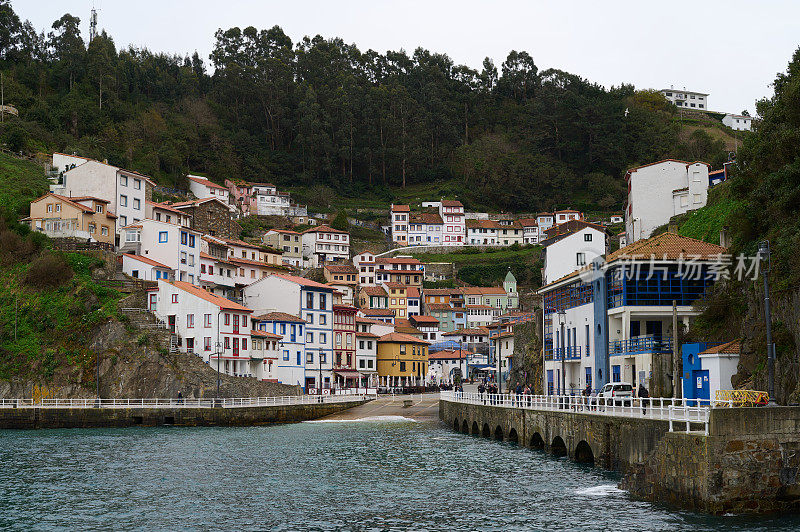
[506,314,544,394]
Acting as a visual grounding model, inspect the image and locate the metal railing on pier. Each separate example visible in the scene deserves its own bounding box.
[440,391,715,435]
[0,394,376,410]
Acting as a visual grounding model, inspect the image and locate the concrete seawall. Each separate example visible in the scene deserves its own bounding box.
[0,400,368,430]
[440,398,800,514]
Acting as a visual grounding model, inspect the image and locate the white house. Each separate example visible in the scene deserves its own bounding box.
[519,218,540,244]
[301,225,350,267]
[536,213,555,233]
[428,349,471,384]
[391,204,410,246]
[50,153,154,243]
[244,274,335,392]
[150,279,254,377]
[410,314,440,343]
[252,311,307,388]
[122,253,173,281]
[353,251,377,286]
[660,88,709,110]
[187,175,231,204]
[466,219,500,245]
[439,200,465,246]
[540,221,607,285]
[355,319,379,387]
[554,210,583,225]
[722,113,753,131]
[625,159,710,244]
[120,219,202,285]
[146,201,192,227]
[408,212,443,246]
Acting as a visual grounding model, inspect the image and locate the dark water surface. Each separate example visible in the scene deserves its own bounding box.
[1,416,799,531]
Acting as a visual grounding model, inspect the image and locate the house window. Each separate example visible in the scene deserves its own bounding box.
[204,314,212,327]
[101,226,109,236]
[584,233,592,242]
[204,337,211,351]
[187,314,194,328]
[576,253,586,266]
[181,232,188,245]
[320,333,327,343]
[134,179,141,190]
[189,234,195,247]
[121,175,128,186]
[96,205,104,213]
[306,332,313,343]
[133,198,141,210]
[120,195,128,207]
[224,313,230,326]
[320,314,326,325]
[171,294,178,303]
[306,292,314,309]
[159,231,168,243]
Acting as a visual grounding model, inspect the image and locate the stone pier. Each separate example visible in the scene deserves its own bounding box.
[440,398,800,514]
[0,399,367,430]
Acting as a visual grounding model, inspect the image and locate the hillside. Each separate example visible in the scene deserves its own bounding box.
[0,3,733,215]
[0,152,49,218]
[411,246,541,287]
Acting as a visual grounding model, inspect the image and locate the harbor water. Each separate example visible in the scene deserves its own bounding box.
[1,416,799,531]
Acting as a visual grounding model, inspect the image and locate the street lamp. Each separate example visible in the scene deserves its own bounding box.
[558,309,566,396]
[759,241,777,405]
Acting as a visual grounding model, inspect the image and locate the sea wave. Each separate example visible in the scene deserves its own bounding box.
[574,484,624,497]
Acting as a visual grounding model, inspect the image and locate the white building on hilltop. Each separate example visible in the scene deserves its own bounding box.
[625,159,710,244]
[722,114,753,131]
[660,88,709,110]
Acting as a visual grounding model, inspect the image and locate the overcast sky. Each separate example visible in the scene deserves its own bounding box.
[13,1,800,115]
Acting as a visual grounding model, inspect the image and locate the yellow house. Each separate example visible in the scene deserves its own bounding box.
[27,193,116,246]
[383,282,408,318]
[376,332,429,388]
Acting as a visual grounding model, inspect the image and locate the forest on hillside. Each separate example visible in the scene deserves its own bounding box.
[0,1,729,213]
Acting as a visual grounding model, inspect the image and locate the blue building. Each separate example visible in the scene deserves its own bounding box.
[253,311,307,389]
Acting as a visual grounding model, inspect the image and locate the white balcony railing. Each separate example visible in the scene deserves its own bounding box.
[0,394,376,409]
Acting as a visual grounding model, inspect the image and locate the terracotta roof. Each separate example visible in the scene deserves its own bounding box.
[441,200,463,208]
[147,200,184,215]
[394,324,423,335]
[254,312,306,323]
[168,281,251,312]
[221,238,265,250]
[406,287,420,298]
[466,219,501,229]
[467,304,494,310]
[426,303,453,311]
[355,331,380,338]
[410,212,443,224]
[271,273,334,290]
[302,224,348,235]
[410,314,439,325]
[266,229,300,235]
[554,209,582,214]
[543,219,606,238]
[325,263,358,274]
[517,218,539,227]
[169,197,229,209]
[122,254,172,270]
[187,175,228,190]
[391,204,410,212]
[68,196,110,203]
[428,349,472,360]
[424,289,455,296]
[229,257,284,268]
[356,316,391,325]
[361,308,396,316]
[360,286,387,297]
[377,332,430,344]
[605,232,727,263]
[34,193,95,213]
[383,282,407,289]
[376,257,423,265]
[461,286,506,296]
[700,339,741,355]
[250,329,282,339]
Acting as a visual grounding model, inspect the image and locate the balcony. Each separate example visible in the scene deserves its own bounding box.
[609,335,673,357]
[545,346,581,361]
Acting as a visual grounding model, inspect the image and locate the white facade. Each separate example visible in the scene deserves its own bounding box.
[151,280,254,377]
[660,88,709,110]
[353,251,377,286]
[121,219,202,284]
[122,253,173,281]
[439,201,465,246]
[625,160,710,243]
[544,301,596,395]
[244,274,335,391]
[301,227,350,267]
[391,205,409,245]
[537,214,555,233]
[699,352,740,400]
[253,315,307,388]
[187,175,230,204]
[722,114,753,131]
[542,226,606,285]
[356,333,378,386]
[50,155,153,240]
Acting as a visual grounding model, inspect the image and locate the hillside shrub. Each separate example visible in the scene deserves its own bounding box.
[23,252,73,289]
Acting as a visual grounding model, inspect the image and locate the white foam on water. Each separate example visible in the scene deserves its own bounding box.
[574,484,625,497]
[305,415,417,424]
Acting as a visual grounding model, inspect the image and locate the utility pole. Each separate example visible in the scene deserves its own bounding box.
[672,300,680,399]
[760,241,776,405]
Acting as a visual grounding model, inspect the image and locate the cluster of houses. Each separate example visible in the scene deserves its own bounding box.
[390,199,594,248]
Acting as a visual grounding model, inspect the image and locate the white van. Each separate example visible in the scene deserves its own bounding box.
[597,382,633,406]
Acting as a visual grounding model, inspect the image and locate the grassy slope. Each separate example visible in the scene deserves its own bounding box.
[0,253,123,381]
[0,153,50,217]
[411,246,542,287]
[675,183,740,244]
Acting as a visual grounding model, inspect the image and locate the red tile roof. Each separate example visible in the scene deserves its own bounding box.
[250,329,282,339]
[605,232,727,263]
[187,175,228,190]
[428,349,472,360]
[360,286,388,297]
[361,308,396,316]
[410,212,443,224]
[272,273,334,290]
[122,253,172,270]
[443,327,490,337]
[441,200,463,208]
[391,204,410,212]
[325,263,358,274]
[254,312,306,323]
[466,219,501,229]
[700,339,740,355]
[169,281,251,312]
[302,224,348,235]
[410,314,439,325]
[377,332,430,344]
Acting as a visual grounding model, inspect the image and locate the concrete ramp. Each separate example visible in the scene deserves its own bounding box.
[318,393,440,422]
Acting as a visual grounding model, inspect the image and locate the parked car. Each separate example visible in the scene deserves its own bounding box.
[597,382,633,407]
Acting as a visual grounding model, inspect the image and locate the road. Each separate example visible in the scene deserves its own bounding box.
[319,392,440,421]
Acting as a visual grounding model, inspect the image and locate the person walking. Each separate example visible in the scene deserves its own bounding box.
[478,382,486,404]
[638,384,649,415]
[582,383,591,411]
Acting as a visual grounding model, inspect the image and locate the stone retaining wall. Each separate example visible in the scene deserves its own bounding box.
[0,399,366,430]
[440,399,800,514]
